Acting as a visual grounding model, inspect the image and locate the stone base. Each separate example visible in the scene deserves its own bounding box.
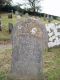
[8,73,44,80]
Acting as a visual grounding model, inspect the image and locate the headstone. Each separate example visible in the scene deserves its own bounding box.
[24,13,29,18]
[15,11,21,20]
[20,13,23,16]
[8,23,13,33]
[8,13,12,19]
[0,16,2,31]
[46,15,52,22]
[10,17,48,80]
[17,15,21,20]
[15,11,19,15]
[44,14,46,21]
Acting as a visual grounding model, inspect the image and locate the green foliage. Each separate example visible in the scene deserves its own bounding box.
[0,72,7,80]
[0,0,12,5]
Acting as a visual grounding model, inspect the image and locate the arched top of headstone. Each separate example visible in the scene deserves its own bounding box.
[13,17,48,49]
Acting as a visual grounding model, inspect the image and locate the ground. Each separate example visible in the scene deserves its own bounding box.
[0,44,60,80]
[0,45,12,80]
[44,47,60,80]
[0,13,60,80]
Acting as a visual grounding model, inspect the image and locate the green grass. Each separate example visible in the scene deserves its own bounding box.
[44,47,60,80]
[0,47,60,80]
[0,48,12,80]
[40,17,60,24]
[0,13,17,41]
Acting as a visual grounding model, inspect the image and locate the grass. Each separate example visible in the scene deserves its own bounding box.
[0,13,17,41]
[44,47,60,80]
[40,17,60,24]
[0,48,12,80]
[0,46,60,80]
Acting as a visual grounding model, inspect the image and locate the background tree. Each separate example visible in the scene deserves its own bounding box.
[0,0,12,12]
[0,0,12,5]
[27,0,41,12]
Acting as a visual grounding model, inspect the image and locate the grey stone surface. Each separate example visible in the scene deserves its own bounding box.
[11,17,48,80]
[0,20,2,31]
[8,23,13,33]
[8,13,12,19]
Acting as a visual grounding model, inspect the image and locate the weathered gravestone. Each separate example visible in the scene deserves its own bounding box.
[8,23,13,33]
[0,21,2,31]
[0,16,2,31]
[11,17,48,80]
[8,13,12,19]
